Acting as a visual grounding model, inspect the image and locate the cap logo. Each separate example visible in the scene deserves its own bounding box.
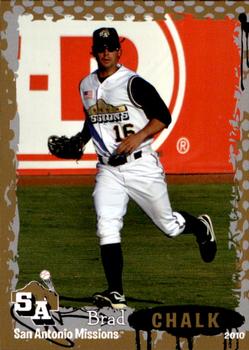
[99,29,110,38]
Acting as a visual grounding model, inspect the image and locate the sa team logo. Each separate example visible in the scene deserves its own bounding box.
[11,281,59,326]
[17,16,185,174]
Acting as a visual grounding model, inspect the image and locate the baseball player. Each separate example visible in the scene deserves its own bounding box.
[49,27,217,309]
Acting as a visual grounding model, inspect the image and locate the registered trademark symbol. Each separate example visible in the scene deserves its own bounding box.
[176,137,190,154]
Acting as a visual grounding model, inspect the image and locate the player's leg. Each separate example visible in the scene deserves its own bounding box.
[126,153,216,262]
[126,153,185,236]
[127,165,185,236]
[179,211,217,262]
[92,165,129,308]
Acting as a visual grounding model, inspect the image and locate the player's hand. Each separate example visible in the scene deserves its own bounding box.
[116,132,146,155]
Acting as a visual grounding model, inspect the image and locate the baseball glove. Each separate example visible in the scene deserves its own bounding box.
[48,132,84,160]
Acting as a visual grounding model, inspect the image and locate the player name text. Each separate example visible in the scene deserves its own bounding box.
[87,310,126,326]
[152,312,220,329]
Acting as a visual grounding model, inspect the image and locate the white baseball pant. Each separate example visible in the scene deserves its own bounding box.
[93,151,186,245]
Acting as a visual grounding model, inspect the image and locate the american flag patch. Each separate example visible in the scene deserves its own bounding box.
[83,90,93,99]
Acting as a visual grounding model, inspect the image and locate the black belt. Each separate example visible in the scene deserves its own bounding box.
[99,151,142,167]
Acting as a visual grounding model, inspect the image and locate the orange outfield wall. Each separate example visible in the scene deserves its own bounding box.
[16,16,240,176]
[158,16,240,174]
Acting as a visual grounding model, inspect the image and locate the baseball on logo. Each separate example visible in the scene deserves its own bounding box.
[39,270,51,281]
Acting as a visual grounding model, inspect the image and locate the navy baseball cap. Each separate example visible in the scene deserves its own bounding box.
[92,27,121,53]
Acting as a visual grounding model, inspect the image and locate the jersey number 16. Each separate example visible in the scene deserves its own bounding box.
[113,123,135,142]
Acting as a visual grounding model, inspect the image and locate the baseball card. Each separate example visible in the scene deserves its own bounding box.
[1,1,249,350]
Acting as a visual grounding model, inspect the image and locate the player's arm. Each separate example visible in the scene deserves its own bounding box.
[77,81,92,146]
[77,112,92,146]
[128,76,172,127]
[116,77,171,154]
[116,118,166,154]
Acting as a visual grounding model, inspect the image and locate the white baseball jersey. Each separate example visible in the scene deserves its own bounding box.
[80,65,152,157]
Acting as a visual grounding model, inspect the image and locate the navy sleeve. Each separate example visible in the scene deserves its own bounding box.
[79,112,92,144]
[129,76,172,127]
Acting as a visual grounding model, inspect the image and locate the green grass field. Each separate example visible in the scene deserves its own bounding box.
[16,182,237,310]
